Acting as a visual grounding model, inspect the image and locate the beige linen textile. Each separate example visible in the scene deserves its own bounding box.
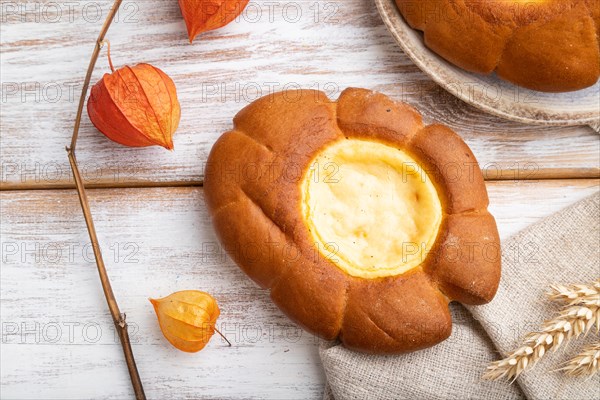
[320,192,600,400]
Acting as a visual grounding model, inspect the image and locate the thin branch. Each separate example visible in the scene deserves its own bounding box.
[65,1,145,399]
[70,0,122,153]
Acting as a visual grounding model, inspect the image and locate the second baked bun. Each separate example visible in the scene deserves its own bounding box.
[395,0,600,92]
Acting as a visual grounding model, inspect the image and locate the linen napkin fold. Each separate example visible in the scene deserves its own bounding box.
[320,192,600,400]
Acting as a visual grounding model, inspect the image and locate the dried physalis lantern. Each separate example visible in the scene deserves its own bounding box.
[150,290,230,353]
[87,42,181,150]
[179,0,249,43]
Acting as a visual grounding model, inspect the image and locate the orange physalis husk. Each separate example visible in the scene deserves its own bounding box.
[178,0,249,43]
[150,290,225,353]
[87,44,181,150]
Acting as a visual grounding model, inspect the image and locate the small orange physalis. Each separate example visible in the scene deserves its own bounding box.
[150,290,229,353]
[87,42,181,150]
[179,0,249,43]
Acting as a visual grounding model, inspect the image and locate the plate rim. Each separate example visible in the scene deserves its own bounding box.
[374,0,600,126]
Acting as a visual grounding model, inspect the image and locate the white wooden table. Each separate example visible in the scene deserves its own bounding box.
[1,1,599,399]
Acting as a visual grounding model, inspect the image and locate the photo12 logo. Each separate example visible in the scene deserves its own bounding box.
[1,161,141,186]
[200,81,340,103]
[1,320,141,345]
[1,241,141,265]
[236,1,340,24]
[1,81,82,104]
[0,1,139,24]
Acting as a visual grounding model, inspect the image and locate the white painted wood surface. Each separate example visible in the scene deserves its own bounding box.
[1,181,598,399]
[1,1,599,399]
[1,0,599,190]
[2,192,327,400]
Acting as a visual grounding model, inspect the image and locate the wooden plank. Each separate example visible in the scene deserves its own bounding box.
[2,0,598,190]
[0,187,325,399]
[1,180,597,399]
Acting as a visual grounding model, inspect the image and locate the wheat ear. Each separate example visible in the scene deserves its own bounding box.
[483,304,599,381]
[548,280,600,307]
[559,342,600,377]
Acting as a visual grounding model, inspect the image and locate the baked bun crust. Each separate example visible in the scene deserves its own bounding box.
[395,0,600,92]
[205,88,501,354]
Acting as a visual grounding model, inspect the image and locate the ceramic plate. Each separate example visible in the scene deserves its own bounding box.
[375,0,600,128]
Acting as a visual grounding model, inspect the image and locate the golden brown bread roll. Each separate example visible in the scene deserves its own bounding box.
[205,88,501,354]
[395,0,600,92]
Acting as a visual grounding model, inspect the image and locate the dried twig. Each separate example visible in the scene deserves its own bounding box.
[483,303,599,381]
[559,342,600,377]
[65,0,145,398]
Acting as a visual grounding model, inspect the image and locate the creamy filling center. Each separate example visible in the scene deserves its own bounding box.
[301,139,442,279]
